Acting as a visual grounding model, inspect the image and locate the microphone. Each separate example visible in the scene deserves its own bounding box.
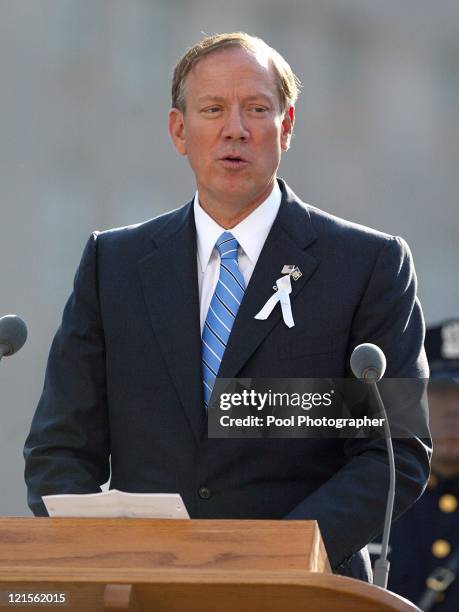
[0,315,28,362]
[350,343,394,589]
[350,342,386,382]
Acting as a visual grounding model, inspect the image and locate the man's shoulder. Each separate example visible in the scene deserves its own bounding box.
[282,180,399,254]
[307,202,399,252]
[93,200,193,250]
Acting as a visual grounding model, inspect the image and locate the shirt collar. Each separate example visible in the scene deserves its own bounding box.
[194,181,282,273]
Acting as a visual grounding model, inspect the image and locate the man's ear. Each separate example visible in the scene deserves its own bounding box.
[280,105,295,151]
[169,108,187,156]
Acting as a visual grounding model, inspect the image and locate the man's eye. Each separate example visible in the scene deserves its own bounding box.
[250,107,267,113]
[203,107,221,113]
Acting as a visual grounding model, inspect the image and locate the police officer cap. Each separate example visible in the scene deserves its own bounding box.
[425,319,459,382]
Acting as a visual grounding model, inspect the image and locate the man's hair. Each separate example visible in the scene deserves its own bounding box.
[171,32,301,113]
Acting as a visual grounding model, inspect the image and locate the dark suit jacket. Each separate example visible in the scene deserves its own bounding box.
[24,179,431,581]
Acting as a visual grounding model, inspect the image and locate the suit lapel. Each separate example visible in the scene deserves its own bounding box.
[218,180,319,379]
[138,203,205,443]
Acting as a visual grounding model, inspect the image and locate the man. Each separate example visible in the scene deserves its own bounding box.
[382,320,459,609]
[24,32,431,582]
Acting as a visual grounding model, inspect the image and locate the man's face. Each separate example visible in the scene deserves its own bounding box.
[429,385,459,469]
[169,47,294,211]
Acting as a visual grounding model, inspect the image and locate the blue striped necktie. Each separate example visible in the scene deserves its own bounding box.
[202,232,245,410]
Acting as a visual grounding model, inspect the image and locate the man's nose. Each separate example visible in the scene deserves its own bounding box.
[221,108,249,141]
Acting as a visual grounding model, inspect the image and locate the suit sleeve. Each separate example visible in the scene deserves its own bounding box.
[23,232,110,516]
[285,235,432,571]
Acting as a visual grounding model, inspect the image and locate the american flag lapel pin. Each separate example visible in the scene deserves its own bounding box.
[281,265,302,281]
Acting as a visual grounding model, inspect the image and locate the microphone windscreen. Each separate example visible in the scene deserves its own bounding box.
[0,314,28,356]
[350,343,386,381]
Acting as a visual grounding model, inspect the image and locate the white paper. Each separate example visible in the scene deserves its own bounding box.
[43,489,190,519]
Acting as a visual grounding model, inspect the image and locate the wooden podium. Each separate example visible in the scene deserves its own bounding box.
[0,518,419,611]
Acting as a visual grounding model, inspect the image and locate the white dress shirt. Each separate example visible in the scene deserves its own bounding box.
[194,181,282,333]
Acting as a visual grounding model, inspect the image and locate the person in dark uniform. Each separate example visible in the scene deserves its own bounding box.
[373,319,459,610]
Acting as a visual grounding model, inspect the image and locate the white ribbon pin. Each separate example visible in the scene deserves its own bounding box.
[254,274,295,328]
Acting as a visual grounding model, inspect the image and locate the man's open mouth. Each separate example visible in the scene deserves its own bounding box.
[219,155,249,167]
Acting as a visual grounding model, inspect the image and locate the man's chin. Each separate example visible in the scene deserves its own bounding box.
[210,179,257,203]
[433,452,459,467]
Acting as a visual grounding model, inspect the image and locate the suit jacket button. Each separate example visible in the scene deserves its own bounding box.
[431,539,451,559]
[438,494,458,513]
[199,486,211,499]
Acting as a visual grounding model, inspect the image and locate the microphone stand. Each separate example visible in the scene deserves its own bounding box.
[367,374,396,589]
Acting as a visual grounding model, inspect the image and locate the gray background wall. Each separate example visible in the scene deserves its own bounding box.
[1,0,458,515]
